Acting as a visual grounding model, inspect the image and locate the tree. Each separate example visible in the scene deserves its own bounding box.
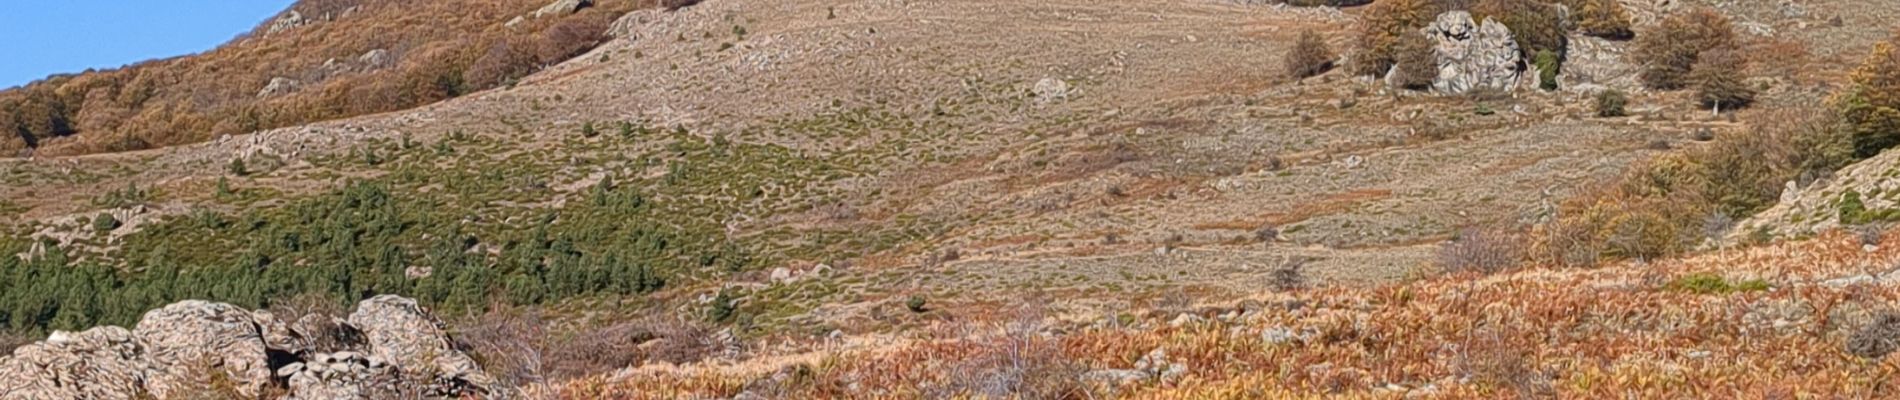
[1633,8,1737,90]
[1286,31,1337,79]
[1353,0,1447,77]
[1691,48,1754,111]
[1842,35,1900,158]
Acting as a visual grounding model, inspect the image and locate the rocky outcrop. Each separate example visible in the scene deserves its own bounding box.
[350,295,497,394]
[1421,11,1523,94]
[531,0,594,18]
[0,296,501,399]
[266,11,307,35]
[259,77,302,98]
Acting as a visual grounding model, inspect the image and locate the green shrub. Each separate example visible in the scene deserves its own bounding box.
[1595,89,1628,117]
[580,121,599,138]
[227,157,249,176]
[1665,273,1771,295]
[906,295,928,313]
[1534,50,1561,91]
[708,290,737,322]
[92,213,121,233]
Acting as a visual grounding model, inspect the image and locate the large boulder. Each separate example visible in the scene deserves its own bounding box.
[0,327,146,400]
[1421,11,1523,94]
[350,295,499,396]
[134,300,277,398]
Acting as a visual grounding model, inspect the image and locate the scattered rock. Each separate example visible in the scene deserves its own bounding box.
[259,77,302,98]
[1134,348,1188,382]
[267,11,306,35]
[1261,325,1317,345]
[1081,369,1148,386]
[358,49,390,68]
[1422,11,1522,94]
[1033,78,1073,104]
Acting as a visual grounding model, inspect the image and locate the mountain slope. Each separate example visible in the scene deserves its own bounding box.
[0,0,641,157]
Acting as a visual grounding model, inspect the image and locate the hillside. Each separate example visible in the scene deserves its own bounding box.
[0,0,642,157]
[4,0,1900,398]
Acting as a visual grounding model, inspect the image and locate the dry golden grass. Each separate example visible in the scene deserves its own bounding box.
[556,230,1900,398]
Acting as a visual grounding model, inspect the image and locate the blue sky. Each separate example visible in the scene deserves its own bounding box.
[0,1,295,89]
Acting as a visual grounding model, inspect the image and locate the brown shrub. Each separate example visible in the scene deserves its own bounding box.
[928,308,1093,399]
[1473,0,1569,57]
[1535,109,1825,267]
[1286,30,1337,79]
[466,37,541,89]
[1353,0,1450,77]
[1438,228,1525,274]
[1691,48,1755,110]
[1389,30,1438,90]
[1552,0,1633,39]
[1633,8,1737,90]
[535,11,617,64]
[0,330,31,356]
[459,309,721,386]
